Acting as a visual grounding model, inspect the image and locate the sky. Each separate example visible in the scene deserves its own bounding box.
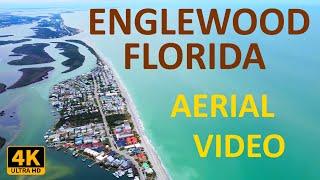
[0,0,319,9]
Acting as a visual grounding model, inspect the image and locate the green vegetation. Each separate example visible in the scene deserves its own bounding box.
[54,42,85,73]
[106,113,131,127]
[66,40,100,62]
[30,14,79,39]
[54,112,102,129]
[8,67,54,89]
[8,43,55,65]
[102,138,110,146]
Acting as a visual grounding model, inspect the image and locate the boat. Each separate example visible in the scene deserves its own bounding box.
[46,144,54,148]
[88,162,96,168]
[112,172,120,178]
[118,170,125,177]
[82,158,87,162]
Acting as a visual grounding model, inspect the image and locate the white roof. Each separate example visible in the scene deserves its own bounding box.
[145,168,153,174]
[107,156,115,162]
[96,154,108,161]
[84,148,100,157]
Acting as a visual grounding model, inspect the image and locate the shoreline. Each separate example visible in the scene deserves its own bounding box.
[84,39,170,179]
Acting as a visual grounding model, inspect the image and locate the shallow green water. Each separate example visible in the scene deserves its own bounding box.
[89,4,320,180]
[1,2,320,180]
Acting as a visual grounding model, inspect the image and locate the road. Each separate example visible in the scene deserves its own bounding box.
[92,74,145,180]
[99,61,170,180]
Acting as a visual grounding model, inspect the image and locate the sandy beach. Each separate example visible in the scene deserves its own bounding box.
[84,39,170,179]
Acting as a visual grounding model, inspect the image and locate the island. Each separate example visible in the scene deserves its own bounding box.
[46,64,155,179]
[0,83,6,94]
[0,13,79,38]
[0,39,31,46]
[0,136,5,149]
[8,67,54,89]
[30,14,80,39]
[45,49,169,179]
[66,40,99,58]
[8,43,55,65]
[54,42,85,73]
[0,35,13,38]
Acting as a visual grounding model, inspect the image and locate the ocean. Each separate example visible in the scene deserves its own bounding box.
[0,2,320,180]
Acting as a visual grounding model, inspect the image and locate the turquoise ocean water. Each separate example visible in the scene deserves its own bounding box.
[0,1,320,180]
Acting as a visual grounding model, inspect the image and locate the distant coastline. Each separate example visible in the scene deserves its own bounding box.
[0,12,83,94]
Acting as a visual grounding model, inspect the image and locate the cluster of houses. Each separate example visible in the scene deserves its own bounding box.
[83,148,138,179]
[92,67,127,115]
[46,66,156,179]
[50,73,99,121]
[44,123,106,150]
[44,122,140,179]
[113,121,154,175]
